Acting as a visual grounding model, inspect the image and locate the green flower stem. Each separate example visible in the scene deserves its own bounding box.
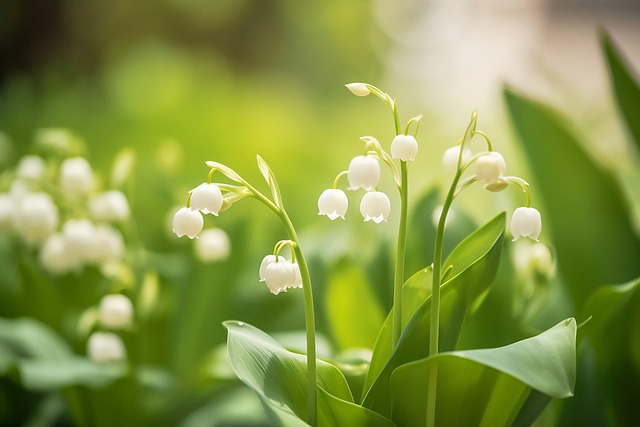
[392,160,408,347]
[426,167,463,427]
[278,209,318,426]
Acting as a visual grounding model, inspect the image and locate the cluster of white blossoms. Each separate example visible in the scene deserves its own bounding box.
[258,253,303,295]
[87,294,133,363]
[171,181,231,262]
[0,150,130,275]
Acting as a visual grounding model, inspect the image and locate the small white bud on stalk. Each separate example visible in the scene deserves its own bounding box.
[87,332,126,362]
[475,152,506,185]
[60,157,94,197]
[360,191,391,223]
[318,189,348,220]
[195,228,231,262]
[99,294,133,329]
[172,207,204,239]
[391,134,418,161]
[345,83,371,97]
[190,183,223,215]
[348,156,380,191]
[511,207,542,241]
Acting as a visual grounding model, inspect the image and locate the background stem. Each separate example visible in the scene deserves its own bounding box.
[392,161,408,347]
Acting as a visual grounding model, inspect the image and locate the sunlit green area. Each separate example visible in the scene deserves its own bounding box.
[1,1,640,426]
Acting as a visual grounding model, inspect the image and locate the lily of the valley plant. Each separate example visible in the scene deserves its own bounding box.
[173,83,575,427]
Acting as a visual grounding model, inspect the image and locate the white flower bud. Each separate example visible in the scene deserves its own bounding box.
[89,225,125,264]
[360,191,391,223]
[39,233,74,275]
[263,260,297,295]
[172,207,203,239]
[195,228,231,262]
[259,254,285,282]
[391,134,418,161]
[62,219,96,264]
[345,83,371,97]
[442,146,471,172]
[318,189,348,220]
[89,190,130,222]
[13,192,59,246]
[99,294,133,329]
[17,155,46,181]
[87,332,126,362]
[348,155,380,191]
[511,207,542,241]
[190,183,223,215]
[475,152,506,185]
[60,157,94,197]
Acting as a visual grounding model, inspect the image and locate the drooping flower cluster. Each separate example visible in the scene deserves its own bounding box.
[259,252,303,295]
[0,135,131,276]
[172,182,223,239]
[86,293,133,363]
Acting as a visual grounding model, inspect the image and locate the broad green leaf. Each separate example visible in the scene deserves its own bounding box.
[389,318,577,427]
[256,155,283,208]
[601,29,640,150]
[224,321,396,426]
[581,277,640,340]
[325,260,385,350]
[362,213,505,412]
[0,317,72,364]
[504,89,640,306]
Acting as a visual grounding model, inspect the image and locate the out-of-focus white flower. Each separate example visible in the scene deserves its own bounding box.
[442,146,471,172]
[360,191,391,223]
[90,225,125,264]
[90,191,130,222]
[39,233,74,275]
[431,205,456,229]
[513,241,554,278]
[475,152,506,185]
[16,155,46,181]
[172,207,203,239]
[0,194,13,228]
[99,294,133,329]
[87,332,126,362]
[62,219,96,262]
[60,157,94,197]
[190,183,223,215]
[345,83,371,97]
[195,228,231,262]
[263,260,297,295]
[318,189,348,220]
[259,254,285,282]
[13,192,59,246]
[511,207,542,241]
[391,134,418,161]
[348,155,380,191]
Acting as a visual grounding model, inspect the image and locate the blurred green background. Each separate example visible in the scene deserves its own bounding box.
[1,0,640,426]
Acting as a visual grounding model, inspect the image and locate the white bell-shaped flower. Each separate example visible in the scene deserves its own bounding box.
[60,157,94,197]
[263,260,297,295]
[391,134,418,161]
[442,146,472,172]
[190,183,223,215]
[511,207,542,241]
[17,155,46,181]
[259,254,285,282]
[475,152,506,185]
[348,155,380,191]
[89,190,130,222]
[172,207,204,239]
[13,192,59,246]
[345,83,371,97]
[87,332,126,363]
[89,225,125,264]
[318,189,348,220]
[360,191,391,223]
[39,233,74,275]
[62,218,96,264]
[195,228,231,262]
[99,294,133,329]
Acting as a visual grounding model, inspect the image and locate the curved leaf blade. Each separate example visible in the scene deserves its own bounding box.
[362,213,505,412]
[389,318,577,427]
[256,155,283,208]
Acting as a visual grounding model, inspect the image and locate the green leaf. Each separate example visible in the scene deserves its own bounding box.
[325,260,385,350]
[362,212,505,412]
[601,29,640,150]
[224,320,396,426]
[388,318,577,427]
[504,88,640,306]
[256,155,283,208]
